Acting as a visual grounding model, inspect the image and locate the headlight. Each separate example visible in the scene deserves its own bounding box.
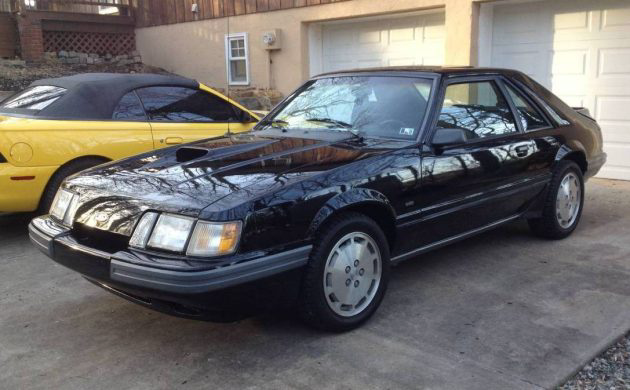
[147,214,195,253]
[50,188,78,226]
[186,220,242,257]
[129,212,242,257]
[129,212,158,249]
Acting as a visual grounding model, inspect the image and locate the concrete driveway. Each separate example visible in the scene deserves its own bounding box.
[1,178,629,390]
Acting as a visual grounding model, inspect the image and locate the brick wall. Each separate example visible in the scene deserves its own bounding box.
[0,13,18,58]
[16,14,44,61]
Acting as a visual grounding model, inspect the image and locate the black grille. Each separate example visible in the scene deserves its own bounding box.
[71,223,130,254]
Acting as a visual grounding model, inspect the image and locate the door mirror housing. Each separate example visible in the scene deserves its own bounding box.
[236,108,256,123]
[432,128,468,147]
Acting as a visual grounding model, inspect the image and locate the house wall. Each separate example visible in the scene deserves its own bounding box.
[135,0,480,95]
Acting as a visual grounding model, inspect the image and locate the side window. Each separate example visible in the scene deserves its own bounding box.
[112,92,146,120]
[438,81,517,139]
[136,87,238,122]
[504,83,550,131]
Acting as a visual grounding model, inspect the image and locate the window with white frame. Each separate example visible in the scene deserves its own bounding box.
[225,33,249,85]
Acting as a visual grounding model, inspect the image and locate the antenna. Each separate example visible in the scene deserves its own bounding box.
[230,1,232,137]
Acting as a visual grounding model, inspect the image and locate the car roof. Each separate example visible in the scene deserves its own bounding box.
[28,73,198,120]
[316,66,520,77]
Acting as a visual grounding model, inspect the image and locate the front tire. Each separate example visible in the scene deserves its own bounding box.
[298,212,390,332]
[528,160,584,239]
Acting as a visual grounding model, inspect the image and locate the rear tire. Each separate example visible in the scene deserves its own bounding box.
[38,158,107,214]
[298,212,390,332]
[528,160,584,239]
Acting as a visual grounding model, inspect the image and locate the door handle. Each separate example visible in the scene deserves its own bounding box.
[515,145,530,157]
[163,137,183,145]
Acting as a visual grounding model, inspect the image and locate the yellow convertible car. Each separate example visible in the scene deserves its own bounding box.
[0,73,259,213]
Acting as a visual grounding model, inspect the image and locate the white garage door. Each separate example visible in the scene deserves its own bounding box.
[320,12,445,73]
[488,0,630,180]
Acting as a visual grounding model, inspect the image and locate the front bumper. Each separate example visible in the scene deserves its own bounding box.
[29,216,311,319]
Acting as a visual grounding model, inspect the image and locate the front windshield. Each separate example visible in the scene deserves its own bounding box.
[258,76,433,140]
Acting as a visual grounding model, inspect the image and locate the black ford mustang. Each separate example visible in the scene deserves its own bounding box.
[30,67,606,331]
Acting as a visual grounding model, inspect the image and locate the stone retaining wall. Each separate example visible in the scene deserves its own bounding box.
[46,50,141,66]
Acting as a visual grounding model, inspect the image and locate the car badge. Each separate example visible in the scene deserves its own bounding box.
[95,212,108,224]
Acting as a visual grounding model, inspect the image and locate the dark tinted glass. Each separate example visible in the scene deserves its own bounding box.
[438,81,517,139]
[504,84,549,131]
[136,87,239,122]
[112,92,146,120]
[1,86,66,110]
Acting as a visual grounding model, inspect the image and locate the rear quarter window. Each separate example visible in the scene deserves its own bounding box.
[0,86,66,110]
[113,92,146,120]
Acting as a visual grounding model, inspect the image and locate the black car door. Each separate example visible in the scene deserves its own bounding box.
[499,77,561,191]
[395,77,542,255]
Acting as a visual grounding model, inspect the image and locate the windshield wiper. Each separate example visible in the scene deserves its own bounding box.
[258,118,289,129]
[306,118,365,141]
[306,118,353,129]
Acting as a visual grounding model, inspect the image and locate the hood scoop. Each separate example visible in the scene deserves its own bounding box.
[176,146,209,162]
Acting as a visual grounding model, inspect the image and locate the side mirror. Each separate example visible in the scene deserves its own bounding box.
[236,109,256,123]
[432,128,468,147]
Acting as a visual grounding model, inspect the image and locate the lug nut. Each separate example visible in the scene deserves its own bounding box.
[345,266,351,273]
[359,268,364,276]
[345,279,351,286]
[354,280,359,287]
[354,260,359,267]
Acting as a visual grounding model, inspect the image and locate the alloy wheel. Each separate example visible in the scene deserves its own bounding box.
[555,171,581,229]
[322,232,382,317]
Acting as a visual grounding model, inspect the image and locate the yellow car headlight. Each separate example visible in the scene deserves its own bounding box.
[186,220,242,257]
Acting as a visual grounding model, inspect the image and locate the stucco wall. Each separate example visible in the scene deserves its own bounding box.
[135,0,479,95]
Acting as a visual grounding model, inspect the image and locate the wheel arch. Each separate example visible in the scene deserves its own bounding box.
[307,188,397,252]
[555,144,587,174]
[53,154,111,177]
[38,154,111,208]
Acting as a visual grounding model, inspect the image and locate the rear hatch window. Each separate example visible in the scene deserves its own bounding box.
[1,86,66,111]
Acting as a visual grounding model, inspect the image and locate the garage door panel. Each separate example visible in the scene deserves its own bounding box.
[551,49,588,75]
[553,10,592,33]
[424,23,445,40]
[598,47,630,77]
[601,144,630,180]
[492,6,549,45]
[489,0,630,180]
[557,95,586,108]
[358,29,382,45]
[600,124,630,144]
[602,7,630,32]
[595,96,630,122]
[321,12,444,74]
[492,50,543,78]
[389,27,415,42]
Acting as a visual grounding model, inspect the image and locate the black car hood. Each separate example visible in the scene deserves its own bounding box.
[65,132,395,236]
